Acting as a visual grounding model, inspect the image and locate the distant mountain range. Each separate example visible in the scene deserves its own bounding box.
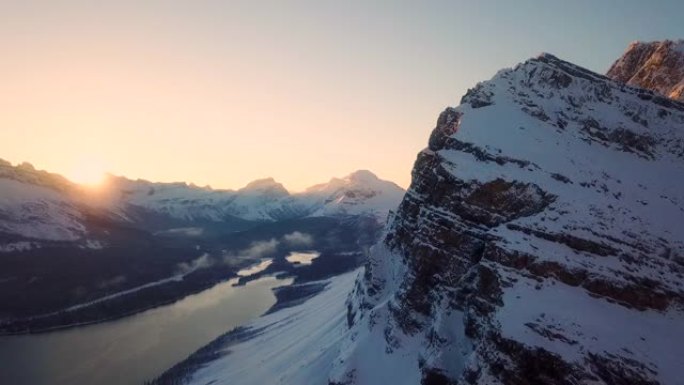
[0,160,404,248]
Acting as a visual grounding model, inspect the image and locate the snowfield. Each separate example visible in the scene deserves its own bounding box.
[0,178,85,241]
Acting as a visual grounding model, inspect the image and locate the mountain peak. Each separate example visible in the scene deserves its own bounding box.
[345,169,379,183]
[239,177,289,196]
[607,39,684,101]
[535,51,558,60]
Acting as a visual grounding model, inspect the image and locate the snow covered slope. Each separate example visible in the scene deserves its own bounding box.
[106,176,249,222]
[0,160,86,241]
[108,175,302,223]
[106,170,402,224]
[330,53,684,384]
[156,271,359,385]
[305,170,406,222]
[608,40,684,101]
[230,178,301,221]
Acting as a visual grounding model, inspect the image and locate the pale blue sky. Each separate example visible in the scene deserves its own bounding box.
[0,1,682,189]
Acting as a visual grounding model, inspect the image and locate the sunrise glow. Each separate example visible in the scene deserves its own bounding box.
[1,2,682,191]
[66,162,108,187]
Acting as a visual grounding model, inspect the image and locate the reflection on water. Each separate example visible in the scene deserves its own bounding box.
[237,259,273,276]
[0,273,292,385]
[285,251,320,266]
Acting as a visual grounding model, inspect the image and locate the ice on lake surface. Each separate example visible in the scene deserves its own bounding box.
[237,259,273,276]
[285,251,320,266]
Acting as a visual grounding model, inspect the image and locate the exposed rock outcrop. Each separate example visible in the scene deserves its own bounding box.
[607,40,684,101]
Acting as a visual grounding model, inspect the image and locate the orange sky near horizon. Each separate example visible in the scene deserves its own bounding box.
[1,1,681,191]
[0,2,441,191]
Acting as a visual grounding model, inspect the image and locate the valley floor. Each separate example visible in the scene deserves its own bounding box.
[0,216,376,335]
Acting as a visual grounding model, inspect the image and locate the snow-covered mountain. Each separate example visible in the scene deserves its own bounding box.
[106,170,404,224]
[0,160,86,241]
[168,43,684,385]
[105,175,292,223]
[608,39,684,101]
[332,52,684,384]
[0,163,404,244]
[305,170,406,221]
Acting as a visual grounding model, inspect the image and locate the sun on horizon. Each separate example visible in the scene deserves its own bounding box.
[65,161,108,187]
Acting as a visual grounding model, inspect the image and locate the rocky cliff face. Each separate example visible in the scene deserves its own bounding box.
[332,52,684,384]
[607,40,684,101]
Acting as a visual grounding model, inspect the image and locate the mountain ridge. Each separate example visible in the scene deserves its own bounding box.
[0,160,405,243]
